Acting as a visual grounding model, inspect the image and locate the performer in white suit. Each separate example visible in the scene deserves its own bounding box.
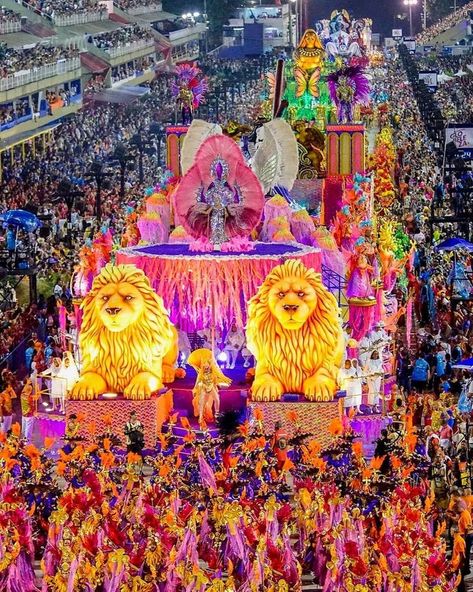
[364,350,384,413]
[223,324,246,369]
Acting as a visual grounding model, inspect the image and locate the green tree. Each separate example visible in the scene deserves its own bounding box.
[426,0,454,25]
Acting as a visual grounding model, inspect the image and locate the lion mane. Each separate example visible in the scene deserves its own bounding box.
[246,259,343,400]
[78,264,175,395]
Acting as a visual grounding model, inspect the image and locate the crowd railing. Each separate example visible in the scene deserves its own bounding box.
[0,20,22,34]
[15,0,106,25]
[0,57,81,92]
[51,9,106,26]
[104,38,155,58]
[120,3,162,15]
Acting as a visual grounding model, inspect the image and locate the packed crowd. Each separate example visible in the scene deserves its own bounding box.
[110,56,158,83]
[417,0,473,43]
[0,7,21,24]
[0,45,79,79]
[92,24,154,51]
[368,43,473,587]
[117,0,161,10]
[0,99,31,126]
[36,0,104,19]
[415,55,473,122]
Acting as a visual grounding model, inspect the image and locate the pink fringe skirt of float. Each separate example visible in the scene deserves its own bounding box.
[116,242,322,331]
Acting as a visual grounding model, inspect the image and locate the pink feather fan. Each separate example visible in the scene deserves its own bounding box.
[172,134,264,242]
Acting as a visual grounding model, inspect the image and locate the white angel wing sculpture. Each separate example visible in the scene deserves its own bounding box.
[251,118,299,194]
[181,119,223,174]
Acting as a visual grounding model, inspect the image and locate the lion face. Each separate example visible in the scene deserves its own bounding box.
[94,281,145,333]
[268,276,317,330]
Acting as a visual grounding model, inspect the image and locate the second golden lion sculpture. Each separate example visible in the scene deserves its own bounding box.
[246,259,343,402]
[71,264,178,401]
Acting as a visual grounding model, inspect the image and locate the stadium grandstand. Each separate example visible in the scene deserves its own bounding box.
[0,0,205,154]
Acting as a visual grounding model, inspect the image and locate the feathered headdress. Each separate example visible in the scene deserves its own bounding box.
[171,64,208,109]
[172,134,264,243]
[327,65,370,108]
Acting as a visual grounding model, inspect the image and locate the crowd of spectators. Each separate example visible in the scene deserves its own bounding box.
[414,55,473,122]
[0,99,31,126]
[91,24,154,51]
[366,44,473,586]
[0,45,79,79]
[38,0,104,19]
[84,74,106,94]
[110,56,157,83]
[117,0,161,11]
[417,0,473,43]
[0,7,21,27]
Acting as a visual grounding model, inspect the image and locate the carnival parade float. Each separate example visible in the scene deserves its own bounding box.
[37,12,409,453]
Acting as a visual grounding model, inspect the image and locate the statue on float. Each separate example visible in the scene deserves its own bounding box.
[246,259,344,402]
[71,264,178,400]
[171,64,208,126]
[173,134,265,251]
[325,10,363,60]
[293,29,325,98]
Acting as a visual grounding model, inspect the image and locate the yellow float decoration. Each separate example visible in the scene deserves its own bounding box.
[71,263,178,401]
[246,259,343,402]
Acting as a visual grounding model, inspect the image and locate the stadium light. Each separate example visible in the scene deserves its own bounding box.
[403,0,417,37]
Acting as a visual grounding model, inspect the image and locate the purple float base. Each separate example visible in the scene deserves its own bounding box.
[133,242,305,258]
[351,415,392,458]
[33,412,65,452]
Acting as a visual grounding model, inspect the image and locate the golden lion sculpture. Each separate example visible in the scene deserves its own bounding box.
[71,264,178,401]
[246,259,343,402]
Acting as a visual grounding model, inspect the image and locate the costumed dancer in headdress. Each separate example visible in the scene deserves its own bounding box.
[172,134,264,252]
[0,383,16,434]
[20,378,37,442]
[171,64,208,126]
[188,348,231,425]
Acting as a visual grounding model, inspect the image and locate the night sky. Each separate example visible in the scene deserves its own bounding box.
[309,0,415,37]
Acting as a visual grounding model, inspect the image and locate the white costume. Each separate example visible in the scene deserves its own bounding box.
[178,329,192,367]
[224,327,246,369]
[358,334,372,366]
[66,323,80,362]
[43,360,66,412]
[340,363,355,409]
[364,357,384,408]
[350,360,363,409]
[60,353,80,408]
[241,345,253,368]
[370,325,389,358]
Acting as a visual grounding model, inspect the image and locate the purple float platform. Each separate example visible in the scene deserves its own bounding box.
[129,242,313,258]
